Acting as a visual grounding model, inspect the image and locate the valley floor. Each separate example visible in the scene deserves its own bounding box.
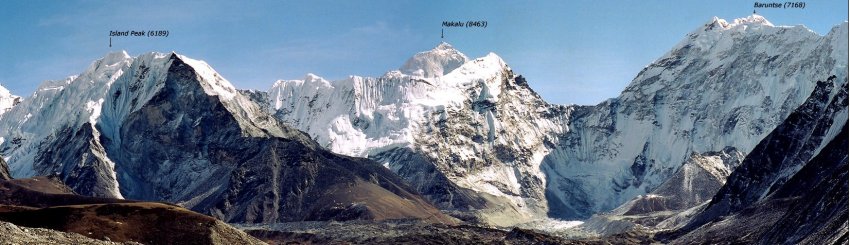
[235,220,657,244]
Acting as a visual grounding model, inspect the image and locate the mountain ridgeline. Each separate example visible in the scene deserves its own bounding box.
[0,14,845,244]
[0,52,452,224]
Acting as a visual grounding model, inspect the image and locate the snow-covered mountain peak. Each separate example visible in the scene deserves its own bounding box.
[81,51,133,82]
[267,41,569,225]
[0,84,21,116]
[1,50,292,195]
[304,73,327,83]
[399,42,469,78]
[703,16,730,31]
[699,14,775,33]
[652,15,825,81]
[106,51,238,102]
[0,84,12,98]
[436,52,510,91]
[455,52,506,73]
[731,14,773,27]
[172,53,238,100]
[102,50,132,64]
[555,15,848,220]
[434,41,456,51]
[125,52,284,138]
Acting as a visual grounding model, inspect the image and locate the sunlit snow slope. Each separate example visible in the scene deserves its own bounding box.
[0,84,20,117]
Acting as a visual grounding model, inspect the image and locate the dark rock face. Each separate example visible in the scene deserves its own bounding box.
[576,147,743,236]
[757,124,848,244]
[370,147,488,211]
[666,77,849,244]
[34,124,118,198]
[686,77,846,228]
[203,139,452,223]
[0,157,10,181]
[631,147,743,214]
[670,123,848,244]
[110,54,253,202]
[613,147,743,215]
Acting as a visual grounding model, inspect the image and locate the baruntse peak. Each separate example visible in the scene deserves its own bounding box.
[664,14,818,64]
[701,14,774,32]
[399,42,469,78]
[731,14,773,27]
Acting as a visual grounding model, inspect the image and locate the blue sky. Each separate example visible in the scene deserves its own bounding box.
[1,1,847,105]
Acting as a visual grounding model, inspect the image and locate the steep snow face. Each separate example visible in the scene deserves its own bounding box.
[541,16,848,218]
[0,84,21,116]
[270,44,571,225]
[0,51,133,183]
[400,42,469,78]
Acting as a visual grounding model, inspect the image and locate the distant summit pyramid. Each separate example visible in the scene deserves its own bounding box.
[399,42,469,77]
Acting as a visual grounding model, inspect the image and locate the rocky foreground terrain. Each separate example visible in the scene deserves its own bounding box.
[0,164,264,245]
